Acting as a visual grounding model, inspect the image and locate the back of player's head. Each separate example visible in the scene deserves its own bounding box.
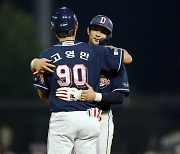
[89,15,113,35]
[51,7,78,33]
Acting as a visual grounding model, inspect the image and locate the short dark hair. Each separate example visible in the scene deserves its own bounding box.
[52,28,75,38]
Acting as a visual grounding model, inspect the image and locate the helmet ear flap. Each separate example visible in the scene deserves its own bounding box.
[99,33,112,45]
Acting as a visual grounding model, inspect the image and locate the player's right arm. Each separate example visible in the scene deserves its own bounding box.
[30,47,132,74]
[33,69,50,101]
[105,45,132,64]
[37,89,49,100]
[123,48,133,64]
[30,58,55,73]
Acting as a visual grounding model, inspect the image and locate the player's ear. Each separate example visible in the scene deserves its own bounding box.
[51,27,57,35]
[74,22,78,30]
[87,27,90,35]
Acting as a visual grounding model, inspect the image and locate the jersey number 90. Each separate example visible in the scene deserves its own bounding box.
[56,64,88,87]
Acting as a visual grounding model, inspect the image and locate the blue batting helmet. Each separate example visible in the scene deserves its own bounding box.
[51,7,78,32]
[89,15,113,35]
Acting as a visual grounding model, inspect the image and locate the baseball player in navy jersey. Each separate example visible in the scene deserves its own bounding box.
[33,7,127,154]
[31,15,132,154]
[55,15,131,154]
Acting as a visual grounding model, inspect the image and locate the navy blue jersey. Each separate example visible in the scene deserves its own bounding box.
[34,40,123,112]
[99,63,129,110]
[111,64,129,95]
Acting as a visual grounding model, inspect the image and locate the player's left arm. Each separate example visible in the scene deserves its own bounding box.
[80,83,125,105]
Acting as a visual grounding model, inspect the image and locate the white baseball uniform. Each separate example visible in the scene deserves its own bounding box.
[48,111,100,154]
[97,110,114,154]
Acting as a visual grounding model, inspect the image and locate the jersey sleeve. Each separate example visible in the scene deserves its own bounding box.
[33,73,50,91]
[96,46,124,72]
[111,64,130,96]
[33,51,51,91]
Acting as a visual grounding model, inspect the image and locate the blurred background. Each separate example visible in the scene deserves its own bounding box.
[0,0,179,154]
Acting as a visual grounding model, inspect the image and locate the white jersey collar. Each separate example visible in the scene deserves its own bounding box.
[62,40,74,46]
[54,40,83,46]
